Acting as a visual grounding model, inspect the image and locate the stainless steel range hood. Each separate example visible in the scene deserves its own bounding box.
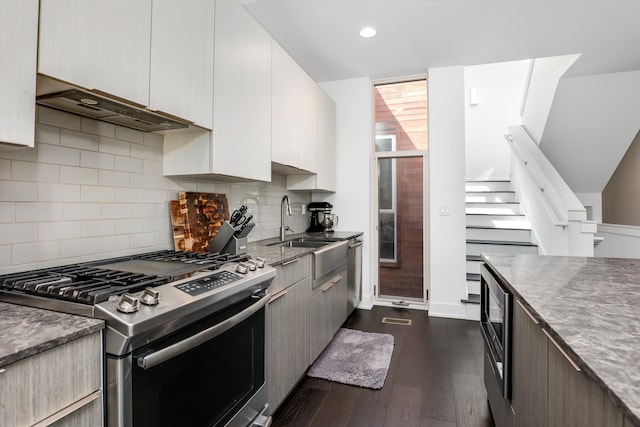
[36,88,190,132]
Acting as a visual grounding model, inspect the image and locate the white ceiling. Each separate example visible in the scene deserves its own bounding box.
[243,0,640,83]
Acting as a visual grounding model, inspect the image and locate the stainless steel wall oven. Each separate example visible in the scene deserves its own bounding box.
[480,263,513,399]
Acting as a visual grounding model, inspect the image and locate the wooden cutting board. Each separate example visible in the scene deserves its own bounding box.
[170,192,230,252]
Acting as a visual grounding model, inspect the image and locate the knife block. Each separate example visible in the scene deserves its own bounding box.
[224,236,248,255]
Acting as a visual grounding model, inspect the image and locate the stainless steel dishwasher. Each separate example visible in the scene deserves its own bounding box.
[347,236,363,314]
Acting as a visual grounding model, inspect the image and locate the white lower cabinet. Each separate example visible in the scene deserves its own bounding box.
[0,332,102,427]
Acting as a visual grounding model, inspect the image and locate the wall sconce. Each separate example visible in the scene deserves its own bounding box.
[469,88,478,106]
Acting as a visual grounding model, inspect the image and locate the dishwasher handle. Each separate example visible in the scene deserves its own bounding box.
[348,239,363,249]
[136,291,269,370]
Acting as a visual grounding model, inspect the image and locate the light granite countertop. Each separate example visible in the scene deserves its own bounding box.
[482,253,640,425]
[0,302,104,368]
[249,231,363,266]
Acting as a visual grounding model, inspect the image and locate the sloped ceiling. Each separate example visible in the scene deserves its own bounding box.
[539,70,640,193]
[243,0,640,82]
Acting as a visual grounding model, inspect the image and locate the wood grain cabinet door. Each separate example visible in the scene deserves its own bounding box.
[546,332,623,427]
[512,300,548,427]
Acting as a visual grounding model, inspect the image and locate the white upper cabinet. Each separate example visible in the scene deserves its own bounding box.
[150,0,215,129]
[211,0,272,182]
[0,0,38,147]
[287,86,337,192]
[38,0,152,107]
[271,40,300,168]
[297,72,318,173]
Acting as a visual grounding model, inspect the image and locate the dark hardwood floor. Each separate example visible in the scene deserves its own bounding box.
[271,306,495,427]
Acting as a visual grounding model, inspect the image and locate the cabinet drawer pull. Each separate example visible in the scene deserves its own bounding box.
[543,330,582,372]
[32,390,101,427]
[269,289,288,303]
[321,273,344,292]
[281,258,300,266]
[0,368,5,374]
[516,300,539,325]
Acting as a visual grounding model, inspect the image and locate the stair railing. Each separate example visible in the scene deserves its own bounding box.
[506,125,595,256]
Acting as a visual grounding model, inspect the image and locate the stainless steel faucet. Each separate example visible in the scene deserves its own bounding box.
[280,195,292,240]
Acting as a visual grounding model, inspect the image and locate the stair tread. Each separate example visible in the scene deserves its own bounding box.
[466,224,531,231]
[467,255,483,262]
[466,212,525,217]
[465,201,520,205]
[461,293,481,304]
[467,273,481,281]
[467,239,537,246]
[465,190,515,194]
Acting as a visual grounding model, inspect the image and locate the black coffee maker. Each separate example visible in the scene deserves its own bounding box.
[307,202,333,232]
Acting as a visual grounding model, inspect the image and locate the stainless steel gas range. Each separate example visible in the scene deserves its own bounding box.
[0,250,275,427]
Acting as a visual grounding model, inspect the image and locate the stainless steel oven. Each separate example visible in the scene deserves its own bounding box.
[480,263,513,399]
[0,250,275,427]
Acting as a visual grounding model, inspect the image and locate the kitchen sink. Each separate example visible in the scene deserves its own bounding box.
[271,240,328,248]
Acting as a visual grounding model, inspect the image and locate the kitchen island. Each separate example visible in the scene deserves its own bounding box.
[483,253,640,427]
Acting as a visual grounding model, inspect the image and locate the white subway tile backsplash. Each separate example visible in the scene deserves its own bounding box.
[130,142,157,160]
[12,160,59,183]
[0,115,312,272]
[63,203,101,221]
[144,159,163,175]
[15,202,64,222]
[99,170,130,187]
[81,117,116,138]
[62,129,99,151]
[81,219,115,237]
[1,223,38,244]
[38,183,81,202]
[39,221,81,241]
[13,241,61,265]
[60,238,98,258]
[116,218,144,234]
[37,106,81,131]
[115,187,143,203]
[81,186,115,203]
[116,126,144,144]
[101,204,132,219]
[0,159,10,179]
[129,232,156,249]
[98,234,130,253]
[35,123,61,145]
[100,136,131,156]
[38,143,80,166]
[115,155,144,173]
[81,150,115,170]
[0,203,15,223]
[60,165,99,185]
[0,181,38,202]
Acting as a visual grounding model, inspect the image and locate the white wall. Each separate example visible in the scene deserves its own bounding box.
[427,66,468,319]
[0,107,311,274]
[464,60,530,180]
[520,54,580,144]
[575,192,602,223]
[540,69,640,194]
[315,77,374,308]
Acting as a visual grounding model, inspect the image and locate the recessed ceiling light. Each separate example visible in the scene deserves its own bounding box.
[360,27,377,38]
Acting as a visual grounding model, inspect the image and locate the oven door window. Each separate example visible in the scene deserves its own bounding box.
[132,300,265,427]
[488,283,505,348]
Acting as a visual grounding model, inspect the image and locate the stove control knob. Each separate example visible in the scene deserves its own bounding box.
[236,262,249,274]
[254,257,266,268]
[140,287,160,306]
[246,260,257,271]
[117,294,140,314]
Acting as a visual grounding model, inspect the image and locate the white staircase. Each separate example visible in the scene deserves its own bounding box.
[463,180,537,318]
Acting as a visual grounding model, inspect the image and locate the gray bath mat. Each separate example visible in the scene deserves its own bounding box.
[307,328,394,389]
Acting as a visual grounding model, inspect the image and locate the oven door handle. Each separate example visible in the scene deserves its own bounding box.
[137,291,270,370]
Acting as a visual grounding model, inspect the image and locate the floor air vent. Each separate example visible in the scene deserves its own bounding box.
[382,317,412,326]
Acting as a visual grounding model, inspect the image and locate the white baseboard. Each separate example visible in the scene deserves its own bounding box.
[428,301,477,320]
